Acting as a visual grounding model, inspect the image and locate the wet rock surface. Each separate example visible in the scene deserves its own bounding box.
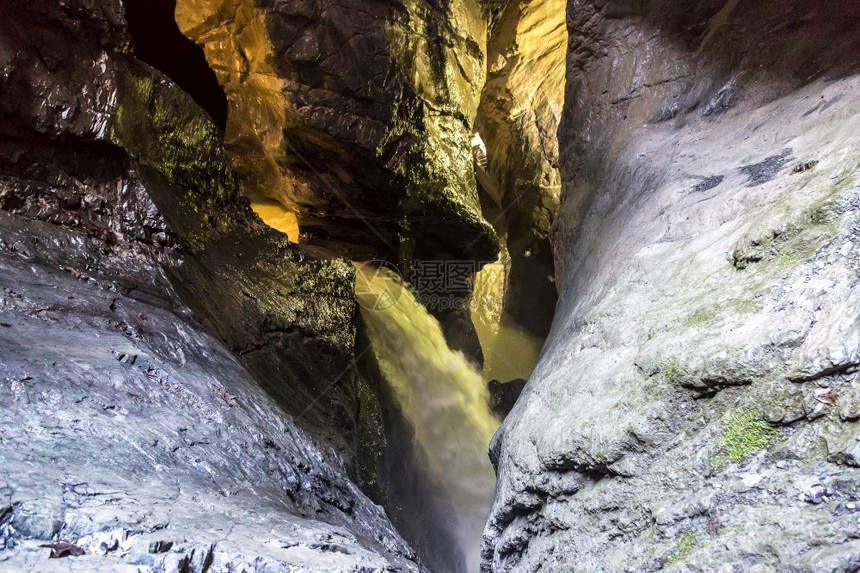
[0,0,423,570]
[177,0,498,264]
[484,1,860,571]
[487,379,526,419]
[9,0,860,570]
[0,211,419,572]
[1,0,366,451]
[475,0,565,338]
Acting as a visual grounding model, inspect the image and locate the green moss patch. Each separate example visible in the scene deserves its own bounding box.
[666,529,700,564]
[685,304,721,326]
[723,409,778,464]
[731,176,849,271]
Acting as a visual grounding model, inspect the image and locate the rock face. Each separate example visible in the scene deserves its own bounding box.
[9,0,860,571]
[475,0,566,338]
[485,1,860,571]
[487,378,527,418]
[0,0,422,569]
[0,211,418,572]
[176,0,500,373]
[176,0,498,264]
[0,0,364,450]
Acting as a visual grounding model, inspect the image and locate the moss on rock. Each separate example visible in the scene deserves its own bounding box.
[722,409,779,464]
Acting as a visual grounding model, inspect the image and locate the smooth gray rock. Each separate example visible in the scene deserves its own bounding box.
[0,209,420,572]
[484,2,860,571]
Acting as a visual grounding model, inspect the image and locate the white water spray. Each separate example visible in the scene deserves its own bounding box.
[355,262,499,572]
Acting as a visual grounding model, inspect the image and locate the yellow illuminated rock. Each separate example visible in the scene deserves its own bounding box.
[176,0,302,232]
[470,253,544,382]
[479,0,566,183]
[475,0,567,339]
[249,197,300,243]
[176,0,498,262]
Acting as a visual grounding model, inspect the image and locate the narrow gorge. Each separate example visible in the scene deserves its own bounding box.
[1,1,859,572]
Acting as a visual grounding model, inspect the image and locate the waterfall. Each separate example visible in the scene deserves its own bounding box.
[355,262,499,572]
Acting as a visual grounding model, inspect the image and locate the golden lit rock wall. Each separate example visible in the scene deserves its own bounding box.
[476,0,566,337]
[175,0,300,242]
[385,0,487,215]
[478,0,565,228]
[177,0,497,263]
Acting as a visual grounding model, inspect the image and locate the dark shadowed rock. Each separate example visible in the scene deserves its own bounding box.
[487,379,527,419]
[0,0,424,569]
[177,0,498,266]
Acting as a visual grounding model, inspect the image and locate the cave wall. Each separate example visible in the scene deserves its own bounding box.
[175,0,503,368]
[0,0,363,451]
[0,211,420,571]
[475,0,566,338]
[177,0,498,265]
[0,0,423,569]
[485,0,860,570]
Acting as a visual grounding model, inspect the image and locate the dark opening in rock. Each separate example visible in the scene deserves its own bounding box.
[123,0,228,130]
[488,378,527,418]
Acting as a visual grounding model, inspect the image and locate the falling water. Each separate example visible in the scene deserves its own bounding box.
[354,262,499,572]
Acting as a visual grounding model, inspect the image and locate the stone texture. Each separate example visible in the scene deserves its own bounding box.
[475,0,566,337]
[11,0,860,571]
[177,0,498,265]
[484,1,860,570]
[487,378,527,419]
[0,211,419,572]
[0,0,368,452]
[0,0,423,569]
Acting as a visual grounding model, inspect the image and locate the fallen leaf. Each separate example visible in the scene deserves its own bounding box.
[813,387,837,406]
[0,323,11,327]
[40,539,85,558]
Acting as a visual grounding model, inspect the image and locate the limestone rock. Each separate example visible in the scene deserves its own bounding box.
[0,0,422,569]
[484,1,860,570]
[475,0,566,337]
[0,211,419,572]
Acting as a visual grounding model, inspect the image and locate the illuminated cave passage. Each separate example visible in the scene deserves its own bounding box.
[118,0,564,569]
[163,0,565,571]
[4,1,860,572]
[123,0,228,130]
